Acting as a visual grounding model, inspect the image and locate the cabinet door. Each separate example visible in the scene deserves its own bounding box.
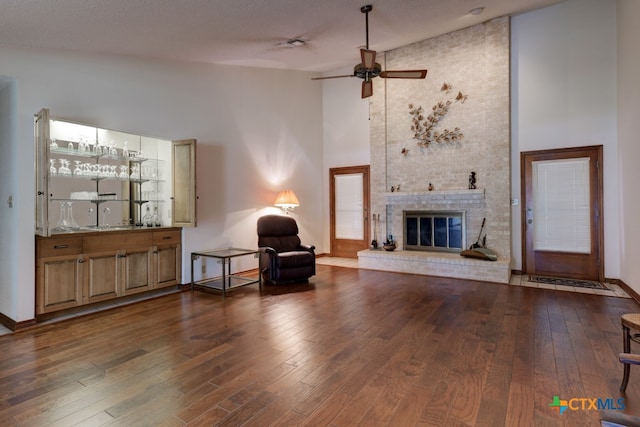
[84,251,120,303]
[123,248,153,295]
[172,139,197,227]
[37,255,83,314]
[155,244,181,288]
[34,108,50,237]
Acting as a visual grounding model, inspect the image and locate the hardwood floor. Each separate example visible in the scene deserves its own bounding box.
[1,264,639,426]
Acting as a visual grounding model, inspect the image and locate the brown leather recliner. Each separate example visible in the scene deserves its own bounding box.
[257,215,315,283]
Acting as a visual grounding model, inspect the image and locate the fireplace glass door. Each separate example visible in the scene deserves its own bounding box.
[404,211,465,253]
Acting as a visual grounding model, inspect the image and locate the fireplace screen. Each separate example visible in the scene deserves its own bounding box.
[404,211,466,253]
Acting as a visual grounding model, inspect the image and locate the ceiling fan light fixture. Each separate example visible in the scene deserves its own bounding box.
[311,4,427,99]
[469,7,484,16]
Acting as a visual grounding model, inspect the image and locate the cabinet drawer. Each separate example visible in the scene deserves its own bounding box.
[84,232,153,253]
[37,237,83,258]
[153,230,181,245]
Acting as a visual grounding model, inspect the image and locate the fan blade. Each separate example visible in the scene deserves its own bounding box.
[311,74,354,80]
[360,49,376,70]
[380,70,428,79]
[362,80,373,99]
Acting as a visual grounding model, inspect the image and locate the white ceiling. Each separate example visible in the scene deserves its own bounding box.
[0,0,565,73]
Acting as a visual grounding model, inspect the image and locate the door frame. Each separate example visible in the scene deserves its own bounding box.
[329,165,370,258]
[520,145,604,281]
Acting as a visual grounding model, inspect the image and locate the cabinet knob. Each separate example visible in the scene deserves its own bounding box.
[78,258,85,263]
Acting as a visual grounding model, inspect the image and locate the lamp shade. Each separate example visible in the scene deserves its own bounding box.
[274,190,299,211]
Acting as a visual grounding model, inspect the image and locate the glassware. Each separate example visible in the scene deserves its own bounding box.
[87,207,96,228]
[73,160,82,176]
[109,141,117,157]
[67,202,79,229]
[58,159,71,176]
[49,158,58,175]
[67,140,74,153]
[101,207,111,229]
[50,138,58,150]
[119,165,129,179]
[122,141,129,159]
[152,206,161,227]
[53,202,79,232]
[53,202,69,231]
[142,205,152,227]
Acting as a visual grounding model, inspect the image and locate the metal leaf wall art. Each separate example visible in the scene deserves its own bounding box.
[409,82,466,149]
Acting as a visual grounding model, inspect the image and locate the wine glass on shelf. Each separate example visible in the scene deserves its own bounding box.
[78,137,87,153]
[73,160,82,177]
[49,159,58,176]
[109,141,117,157]
[118,165,128,179]
[49,138,58,150]
[59,159,71,176]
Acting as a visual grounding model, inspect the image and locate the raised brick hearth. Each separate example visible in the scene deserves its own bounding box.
[357,249,511,284]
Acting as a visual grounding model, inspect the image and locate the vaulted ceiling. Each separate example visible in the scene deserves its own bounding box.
[0,0,565,72]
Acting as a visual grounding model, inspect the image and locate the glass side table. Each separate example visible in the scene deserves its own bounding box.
[190,247,261,297]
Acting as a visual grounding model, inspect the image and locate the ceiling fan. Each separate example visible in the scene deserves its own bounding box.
[312,4,428,99]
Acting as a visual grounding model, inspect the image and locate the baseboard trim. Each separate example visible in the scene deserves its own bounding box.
[0,311,15,331]
[0,311,37,333]
[617,279,640,305]
[35,286,186,327]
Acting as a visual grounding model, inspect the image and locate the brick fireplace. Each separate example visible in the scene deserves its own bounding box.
[358,17,512,284]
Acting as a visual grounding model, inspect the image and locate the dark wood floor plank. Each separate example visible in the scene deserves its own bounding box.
[330,373,393,425]
[505,382,535,427]
[0,265,638,426]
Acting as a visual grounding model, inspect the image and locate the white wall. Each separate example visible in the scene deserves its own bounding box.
[510,0,619,276]
[0,46,324,323]
[0,78,18,320]
[617,0,640,294]
[321,66,371,251]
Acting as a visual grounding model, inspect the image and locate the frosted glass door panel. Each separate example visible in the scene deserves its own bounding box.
[532,158,590,253]
[335,173,364,240]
